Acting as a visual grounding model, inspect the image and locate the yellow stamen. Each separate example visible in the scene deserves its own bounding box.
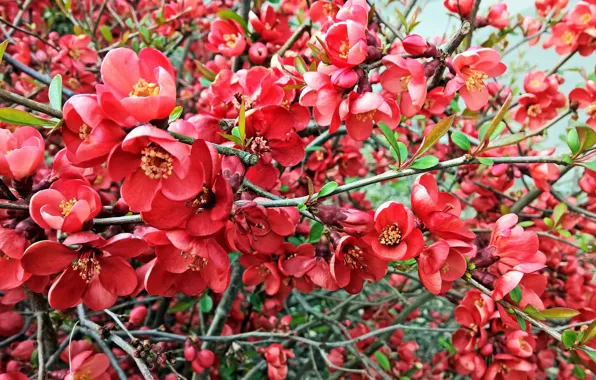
[140,146,174,179]
[378,223,402,246]
[129,78,160,97]
[79,123,90,140]
[465,70,488,92]
[60,198,77,216]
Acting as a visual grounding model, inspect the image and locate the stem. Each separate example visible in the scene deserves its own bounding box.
[277,24,310,57]
[26,289,58,380]
[464,0,481,50]
[427,21,471,90]
[169,131,258,166]
[510,166,573,214]
[2,54,75,98]
[0,88,63,119]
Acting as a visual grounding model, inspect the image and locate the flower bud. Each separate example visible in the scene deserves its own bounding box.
[402,34,427,55]
[249,42,268,64]
[197,350,215,368]
[129,306,148,325]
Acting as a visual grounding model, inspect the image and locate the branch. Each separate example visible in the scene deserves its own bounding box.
[2,54,75,98]
[551,189,596,221]
[169,131,259,166]
[510,166,573,214]
[0,88,63,119]
[277,24,310,57]
[427,21,471,90]
[464,0,482,50]
[26,289,58,380]
[0,17,60,51]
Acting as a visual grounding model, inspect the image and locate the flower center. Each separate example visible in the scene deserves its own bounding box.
[249,136,271,155]
[79,123,90,140]
[68,77,80,89]
[224,33,239,48]
[378,223,402,246]
[129,78,160,97]
[355,110,375,121]
[400,75,412,91]
[343,246,366,270]
[465,70,488,92]
[587,102,596,118]
[339,40,350,59]
[475,298,485,308]
[314,150,326,161]
[189,185,216,211]
[441,263,450,273]
[562,31,575,45]
[529,79,541,88]
[258,263,270,276]
[73,370,93,380]
[72,250,101,283]
[423,98,434,109]
[140,145,173,179]
[60,198,77,216]
[69,48,81,59]
[527,104,542,117]
[581,13,592,25]
[180,251,209,271]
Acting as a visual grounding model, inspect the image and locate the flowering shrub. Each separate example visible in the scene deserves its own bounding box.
[0,0,594,379]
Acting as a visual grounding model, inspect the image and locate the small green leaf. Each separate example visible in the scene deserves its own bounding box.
[238,101,246,144]
[217,10,250,33]
[540,307,580,319]
[219,133,243,146]
[294,56,308,75]
[568,128,580,155]
[169,301,193,312]
[438,337,456,354]
[553,203,567,226]
[477,93,512,150]
[139,26,150,43]
[477,157,494,165]
[562,329,577,349]
[558,229,572,238]
[317,181,338,198]
[100,25,113,43]
[0,108,54,127]
[308,222,324,243]
[524,305,546,320]
[581,161,596,171]
[451,131,471,151]
[562,154,574,164]
[378,121,401,166]
[510,285,522,304]
[298,204,307,211]
[195,60,217,82]
[0,40,8,62]
[486,132,526,150]
[574,365,586,379]
[374,351,391,371]
[168,106,183,123]
[583,349,596,363]
[412,115,455,160]
[581,320,596,344]
[410,155,439,169]
[516,314,527,331]
[305,146,326,152]
[544,217,554,229]
[517,221,534,227]
[49,75,63,110]
[199,294,213,313]
[577,127,596,154]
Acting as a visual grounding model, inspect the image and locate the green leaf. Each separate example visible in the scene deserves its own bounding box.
[583,349,596,363]
[139,26,150,43]
[219,133,243,146]
[317,181,338,198]
[169,301,193,312]
[577,127,596,154]
[374,351,391,371]
[581,161,596,171]
[510,285,522,304]
[438,337,456,354]
[199,294,213,313]
[524,305,546,320]
[486,132,526,150]
[100,25,113,43]
[238,101,246,144]
[412,115,455,160]
[298,204,307,211]
[477,157,494,165]
[553,203,567,226]
[305,146,326,152]
[199,77,212,87]
[0,40,8,62]
[451,131,471,151]
[249,293,263,312]
[574,365,586,379]
[568,128,580,155]
[0,108,54,127]
[410,155,439,169]
[477,93,512,150]
[581,320,596,344]
[540,307,580,319]
[378,121,402,166]
[294,56,308,75]
[168,106,183,123]
[195,60,217,82]
[543,217,554,229]
[394,8,408,32]
[48,75,63,111]
[562,154,574,164]
[558,229,572,237]
[517,221,535,227]
[308,222,324,243]
[562,329,577,349]
[396,142,408,163]
[516,314,527,331]
[217,10,250,33]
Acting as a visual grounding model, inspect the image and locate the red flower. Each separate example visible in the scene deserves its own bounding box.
[445,47,507,111]
[330,235,388,294]
[514,93,555,130]
[21,233,148,310]
[98,47,176,125]
[0,227,28,291]
[569,80,596,128]
[333,91,400,141]
[443,0,473,16]
[30,179,102,233]
[418,241,467,295]
[411,173,475,241]
[487,3,509,29]
[65,351,110,380]
[528,148,560,191]
[506,330,536,358]
[277,242,316,278]
[63,94,125,167]
[484,354,536,380]
[265,344,294,380]
[0,127,45,180]
[249,5,281,42]
[299,72,343,127]
[108,125,202,212]
[55,34,98,71]
[324,20,368,68]
[452,289,494,353]
[241,253,283,295]
[363,201,424,261]
[142,140,233,236]
[206,19,247,57]
[143,229,230,296]
[380,55,427,117]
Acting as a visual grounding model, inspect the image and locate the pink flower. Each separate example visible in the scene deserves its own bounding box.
[484,354,536,380]
[0,127,44,180]
[336,0,370,26]
[97,47,176,125]
[55,34,98,71]
[402,34,429,55]
[568,1,596,30]
[299,72,343,127]
[206,19,247,57]
[363,201,424,261]
[324,20,368,68]
[30,179,102,233]
[445,48,507,111]
[249,5,281,42]
[569,80,596,128]
[542,23,578,55]
[487,3,509,29]
[380,55,427,117]
[333,91,400,141]
[22,233,147,310]
[249,42,268,64]
[265,344,294,380]
[506,330,536,358]
[443,0,474,16]
[522,17,543,46]
[529,148,560,191]
[63,94,125,167]
[107,126,202,212]
[65,351,110,380]
[513,93,554,130]
[0,227,28,291]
